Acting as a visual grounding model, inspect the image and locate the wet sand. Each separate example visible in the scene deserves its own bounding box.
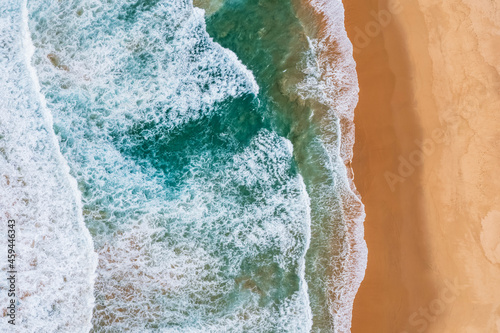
[341,0,500,332]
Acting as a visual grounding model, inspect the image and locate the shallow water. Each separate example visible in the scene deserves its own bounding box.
[0,0,363,331]
[0,2,96,332]
[204,1,364,331]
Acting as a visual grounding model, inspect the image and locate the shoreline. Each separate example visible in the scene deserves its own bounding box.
[342,0,500,332]
[294,0,368,331]
[342,0,437,331]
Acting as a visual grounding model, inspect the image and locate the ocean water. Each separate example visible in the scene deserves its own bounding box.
[0,2,96,332]
[1,0,366,332]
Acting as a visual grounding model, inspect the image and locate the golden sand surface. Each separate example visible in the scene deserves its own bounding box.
[341,0,500,331]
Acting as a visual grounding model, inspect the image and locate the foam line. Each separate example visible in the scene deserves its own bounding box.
[296,0,368,331]
[0,1,97,331]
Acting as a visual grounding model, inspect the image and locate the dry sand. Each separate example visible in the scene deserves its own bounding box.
[341,0,500,331]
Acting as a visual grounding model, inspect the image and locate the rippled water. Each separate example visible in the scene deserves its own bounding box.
[0,0,365,332]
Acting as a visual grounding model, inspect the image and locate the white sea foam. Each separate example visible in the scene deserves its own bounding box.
[25,0,313,331]
[297,0,360,160]
[86,131,313,332]
[0,1,97,332]
[294,0,368,332]
[2,0,366,331]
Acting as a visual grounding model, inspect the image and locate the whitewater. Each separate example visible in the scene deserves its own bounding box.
[1,0,366,332]
[0,1,97,332]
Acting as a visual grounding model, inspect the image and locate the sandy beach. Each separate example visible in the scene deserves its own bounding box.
[342,0,500,332]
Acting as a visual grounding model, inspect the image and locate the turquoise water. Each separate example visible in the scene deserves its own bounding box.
[203,1,360,331]
[0,2,96,332]
[0,0,362,331]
